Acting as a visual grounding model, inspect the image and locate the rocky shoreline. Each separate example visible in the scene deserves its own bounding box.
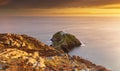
[0,33,111,71]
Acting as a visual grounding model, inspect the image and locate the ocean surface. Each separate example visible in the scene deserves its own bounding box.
[0,16,120,71]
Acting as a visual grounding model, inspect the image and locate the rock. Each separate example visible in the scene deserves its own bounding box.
[51,31,81,53]
[0,48,46,70]
[0,33,111,71]
[93,66,111,71]
[0,33,62,57]
[0,48,28,62]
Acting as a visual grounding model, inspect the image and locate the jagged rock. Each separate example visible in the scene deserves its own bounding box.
[51,31,81,53]
[0,48,46,70]
[0,33,111,71]
[92,66,111,71]
[0,53,111,71]
[0,33,62,57]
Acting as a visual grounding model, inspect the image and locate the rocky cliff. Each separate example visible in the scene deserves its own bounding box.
[0,33,62,56]
[0,33,111,71]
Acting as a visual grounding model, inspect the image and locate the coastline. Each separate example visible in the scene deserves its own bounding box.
[0,33,111,71]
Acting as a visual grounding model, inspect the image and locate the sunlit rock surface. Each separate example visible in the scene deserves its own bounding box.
[0,33,111,71]
[0,33,62,57]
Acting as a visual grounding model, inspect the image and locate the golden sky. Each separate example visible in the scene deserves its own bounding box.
[0,0,120,16]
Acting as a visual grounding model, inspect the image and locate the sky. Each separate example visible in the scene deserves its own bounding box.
[0,0,120,16]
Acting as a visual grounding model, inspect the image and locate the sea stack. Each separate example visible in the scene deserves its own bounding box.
[51,31,81,53]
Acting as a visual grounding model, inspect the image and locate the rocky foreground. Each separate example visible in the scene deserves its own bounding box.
[0,33,111,71]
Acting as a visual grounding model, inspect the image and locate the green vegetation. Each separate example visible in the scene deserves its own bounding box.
[51,31,81,52]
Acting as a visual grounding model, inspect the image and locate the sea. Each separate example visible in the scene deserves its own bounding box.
[0,16,120,71]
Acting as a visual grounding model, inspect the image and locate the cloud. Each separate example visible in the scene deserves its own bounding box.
[0,0,11,6]
[0,0,120,9]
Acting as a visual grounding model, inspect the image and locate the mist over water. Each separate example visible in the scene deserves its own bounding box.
[0,16,120,71]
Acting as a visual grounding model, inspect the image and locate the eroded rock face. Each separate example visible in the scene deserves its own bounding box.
[51,31,81,53]
[0,52,110,71]
[0,48,46,71]
[0,33,62,57]
[0,33,111,71]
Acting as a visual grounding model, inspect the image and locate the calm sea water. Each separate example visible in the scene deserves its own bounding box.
[0,16,120,71]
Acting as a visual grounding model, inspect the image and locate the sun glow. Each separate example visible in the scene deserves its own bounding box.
[23,8,120,16]
[1,5,120,16]
[100,4,120,9]
[1,0,120,16]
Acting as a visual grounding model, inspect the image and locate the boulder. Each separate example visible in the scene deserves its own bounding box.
[51,31,81,53]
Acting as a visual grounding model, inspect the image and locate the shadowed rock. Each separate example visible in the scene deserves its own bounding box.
[51,31,81,53]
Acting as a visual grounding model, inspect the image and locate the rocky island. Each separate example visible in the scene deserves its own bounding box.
[0,33,111,71]
[51,31,81,53]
